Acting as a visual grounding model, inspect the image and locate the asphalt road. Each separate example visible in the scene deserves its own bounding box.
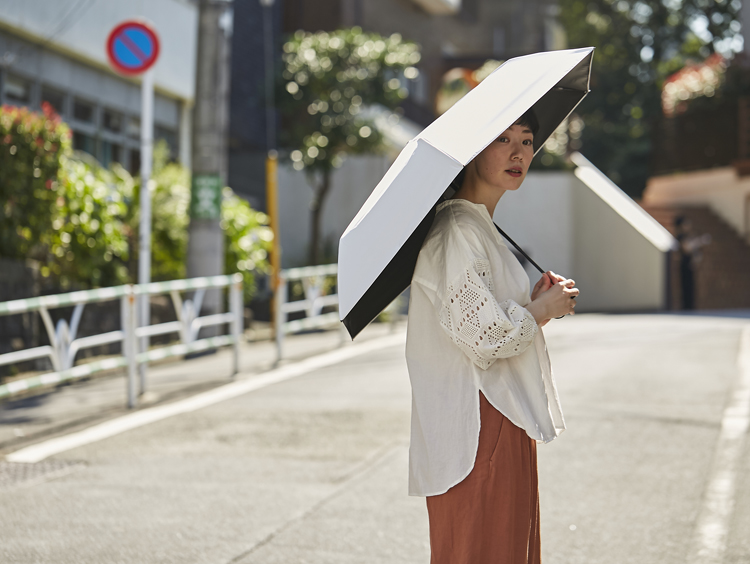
[1,313,749,564]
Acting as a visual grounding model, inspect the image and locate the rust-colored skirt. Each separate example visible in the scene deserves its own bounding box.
[426,391,541,564]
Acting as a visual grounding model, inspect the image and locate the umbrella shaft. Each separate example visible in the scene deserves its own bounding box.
[493,224,545,275]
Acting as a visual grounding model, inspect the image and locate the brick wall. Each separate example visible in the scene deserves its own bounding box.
[642,206,750,310]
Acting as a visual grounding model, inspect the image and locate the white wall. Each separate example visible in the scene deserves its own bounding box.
[493,171,575,285]
[0,0,197,101]
[571,176,667,312]
[278,155,390,267]
[279,157,672,312]
[495,170,671,312]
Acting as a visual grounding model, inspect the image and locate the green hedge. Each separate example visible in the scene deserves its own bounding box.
[0,103,70,262]
[0,104,270,301]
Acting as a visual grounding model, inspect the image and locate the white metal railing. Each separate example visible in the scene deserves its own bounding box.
[274,264,342,360]
[0,274,243,408]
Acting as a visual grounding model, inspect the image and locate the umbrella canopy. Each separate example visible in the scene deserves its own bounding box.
[338,47,595,339]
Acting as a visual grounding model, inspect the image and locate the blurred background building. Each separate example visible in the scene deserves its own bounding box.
[229,0,565,201]
[228,0,566,266]
[0,0,197,172]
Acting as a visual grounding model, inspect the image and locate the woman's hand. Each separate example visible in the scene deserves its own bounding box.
[531,271,556,301]
[526,273,579,325]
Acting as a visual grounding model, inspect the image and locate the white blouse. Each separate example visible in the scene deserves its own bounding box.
[405,199,565,497]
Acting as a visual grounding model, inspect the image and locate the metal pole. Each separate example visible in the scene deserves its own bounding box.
[138,68,154,395]
[230,275,243,377]
[121,288,138,409]
[274,274,286,362]
[266,152,281,326]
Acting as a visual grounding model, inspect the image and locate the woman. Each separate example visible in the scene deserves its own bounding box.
[405,108,578,564]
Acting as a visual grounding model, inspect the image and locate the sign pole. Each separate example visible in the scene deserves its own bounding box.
[106,19,160,406]
[138,68,154,394]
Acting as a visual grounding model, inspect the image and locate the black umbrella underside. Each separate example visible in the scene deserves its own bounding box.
[342,203,437,339]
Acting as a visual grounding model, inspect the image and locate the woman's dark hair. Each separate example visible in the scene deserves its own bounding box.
[449,107,540,191]
[515,107,540,137]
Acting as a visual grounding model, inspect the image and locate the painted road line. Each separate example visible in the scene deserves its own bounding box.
[687,325,750,564]
[5,331,406,464]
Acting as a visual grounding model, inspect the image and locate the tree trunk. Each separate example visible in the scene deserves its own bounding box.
[309,169,332,265]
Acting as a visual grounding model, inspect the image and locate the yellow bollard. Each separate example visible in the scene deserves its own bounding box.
[266,150,281,334]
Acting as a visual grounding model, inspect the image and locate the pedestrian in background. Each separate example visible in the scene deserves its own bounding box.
[674,215,711,310]
[405,109,578,564]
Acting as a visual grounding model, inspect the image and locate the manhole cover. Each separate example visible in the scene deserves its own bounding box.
[0,460,85,491]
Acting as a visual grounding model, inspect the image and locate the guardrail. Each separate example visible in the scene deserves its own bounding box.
[274,264,342,360]
[0,274,243,408]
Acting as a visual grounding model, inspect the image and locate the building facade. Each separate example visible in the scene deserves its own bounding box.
[0,0,198,172]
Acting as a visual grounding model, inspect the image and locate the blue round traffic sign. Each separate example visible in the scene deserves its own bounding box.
[106,21,160,75]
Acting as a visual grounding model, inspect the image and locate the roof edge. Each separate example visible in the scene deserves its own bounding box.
[570,152,678,252]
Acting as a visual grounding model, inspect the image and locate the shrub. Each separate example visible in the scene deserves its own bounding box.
[1,107,271,302]
[221,187,272,302]
[0,103,70,262]
[48,155,131,288]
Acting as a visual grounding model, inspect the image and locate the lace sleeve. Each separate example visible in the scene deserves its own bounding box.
[437,258,538,370]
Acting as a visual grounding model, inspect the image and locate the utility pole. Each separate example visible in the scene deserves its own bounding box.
[187,0,234,325]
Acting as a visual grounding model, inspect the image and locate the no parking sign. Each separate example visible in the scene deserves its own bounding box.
[106,21,160,75]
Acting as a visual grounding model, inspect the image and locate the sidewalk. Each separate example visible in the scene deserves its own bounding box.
[0,321,405,456]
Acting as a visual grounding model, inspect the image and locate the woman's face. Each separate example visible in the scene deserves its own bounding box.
[471,122,534,192]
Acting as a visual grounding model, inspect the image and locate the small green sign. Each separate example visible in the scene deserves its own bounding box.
[190,175,223,219]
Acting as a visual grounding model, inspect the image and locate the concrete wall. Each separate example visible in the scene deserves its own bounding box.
[493,172,574,284]
[278,155,390,268]
[0,0,197,100]
[643,167,750,243]
[297,163,672,312]
[571,176,667,312]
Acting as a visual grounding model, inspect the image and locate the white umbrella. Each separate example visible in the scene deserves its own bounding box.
[338,47,595,338]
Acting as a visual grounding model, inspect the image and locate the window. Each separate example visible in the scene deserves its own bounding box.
[4,74,31,105]
[73,99,94,123]
[41,87,65,115]
[100,141,122,167]
[102,109,122,133]
[408,71,428,107]
[493,27,506,58]
[130,149,141,175]
[155,126,178,159]
[73,131,96,156]
[127,117,140,139]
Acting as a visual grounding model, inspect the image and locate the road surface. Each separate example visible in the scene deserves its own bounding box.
[1,313,749,563]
